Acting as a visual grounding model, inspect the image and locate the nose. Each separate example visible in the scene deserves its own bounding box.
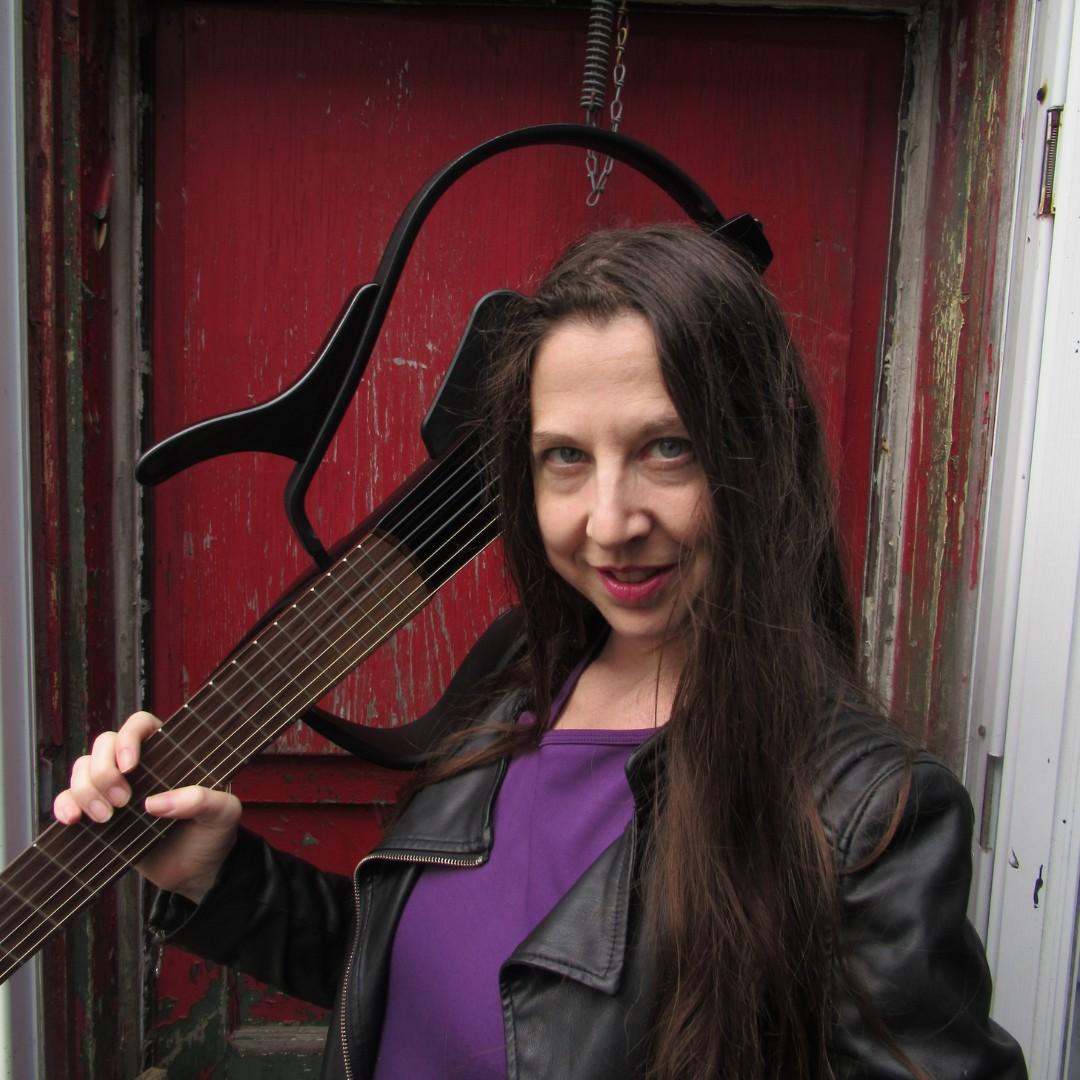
[585,471,650,549]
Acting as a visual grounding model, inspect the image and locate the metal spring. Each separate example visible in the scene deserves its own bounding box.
[579,0,616,114]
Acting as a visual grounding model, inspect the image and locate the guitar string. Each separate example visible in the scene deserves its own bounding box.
[0,450,498,938]
[0,440,504,961]
[0,505,502,980]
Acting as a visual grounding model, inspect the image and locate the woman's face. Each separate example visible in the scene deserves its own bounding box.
[530,313,710,659]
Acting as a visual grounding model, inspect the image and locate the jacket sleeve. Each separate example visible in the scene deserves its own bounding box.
[825,748,1027,1078]
[147,826,355,1009]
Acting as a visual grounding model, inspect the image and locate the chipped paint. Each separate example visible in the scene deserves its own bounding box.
[866,0,1021,761]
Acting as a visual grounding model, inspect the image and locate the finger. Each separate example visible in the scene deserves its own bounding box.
[88,731,130,808]
[68,754,114,824]
[53,788,82,826]
[144,786,242,826]
[115,711,163,773]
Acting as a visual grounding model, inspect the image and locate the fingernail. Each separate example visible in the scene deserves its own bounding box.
[108,785,130,807]
[146,793,173,814]
[89,799,112,822]
[117,749,135,772]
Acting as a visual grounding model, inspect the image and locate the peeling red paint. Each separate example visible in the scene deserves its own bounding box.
[154,953,218,1024]
[241,979,327,1025]
[890,0,1018,755]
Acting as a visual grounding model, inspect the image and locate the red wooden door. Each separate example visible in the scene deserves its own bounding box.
[148,4,903,1073]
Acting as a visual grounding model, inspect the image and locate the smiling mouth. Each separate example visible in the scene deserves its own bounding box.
[596,565,676,602]
[605,566,665,581]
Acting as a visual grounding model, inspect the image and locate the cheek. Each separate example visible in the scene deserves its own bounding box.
[534,493,576,562]
[669,484,711,548]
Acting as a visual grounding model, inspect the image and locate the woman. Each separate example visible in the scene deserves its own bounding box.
[54,226,1026,1078]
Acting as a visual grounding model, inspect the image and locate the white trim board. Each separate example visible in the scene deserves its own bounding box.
[978,1,1080,1075]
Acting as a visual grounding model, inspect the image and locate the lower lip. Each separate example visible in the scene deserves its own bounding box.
[597,567,676,604]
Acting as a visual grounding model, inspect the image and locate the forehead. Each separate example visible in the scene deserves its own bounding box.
[530,314,679,430]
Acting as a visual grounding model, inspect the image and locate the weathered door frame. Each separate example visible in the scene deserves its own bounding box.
[1,0,42,1076]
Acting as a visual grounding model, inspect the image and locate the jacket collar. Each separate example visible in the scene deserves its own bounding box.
[369,694,522,862]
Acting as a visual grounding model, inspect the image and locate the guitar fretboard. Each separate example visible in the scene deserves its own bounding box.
[0,433,498,984]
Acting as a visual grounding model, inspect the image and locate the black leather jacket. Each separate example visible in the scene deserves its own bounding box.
[152,685,1026,1080]
[151,602,1026,1079]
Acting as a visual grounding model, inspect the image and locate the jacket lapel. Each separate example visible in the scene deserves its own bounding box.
[504,819,636,995]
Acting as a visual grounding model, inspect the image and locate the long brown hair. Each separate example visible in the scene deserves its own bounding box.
[431,226,885,1077]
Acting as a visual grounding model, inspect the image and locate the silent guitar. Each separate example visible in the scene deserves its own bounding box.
[0,124,770,986]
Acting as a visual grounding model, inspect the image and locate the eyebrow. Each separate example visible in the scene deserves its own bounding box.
[530,430,574,451]
[530,414,688,449]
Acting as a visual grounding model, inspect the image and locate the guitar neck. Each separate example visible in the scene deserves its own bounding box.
[0,433,498,985]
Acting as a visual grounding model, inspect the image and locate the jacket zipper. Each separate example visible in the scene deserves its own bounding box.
[339,849,487,1080]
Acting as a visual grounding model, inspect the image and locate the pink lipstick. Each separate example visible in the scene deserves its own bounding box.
[596,565,675,603]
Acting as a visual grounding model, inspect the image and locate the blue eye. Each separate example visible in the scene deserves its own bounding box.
[652,438,691,460]
[548,447,586,465]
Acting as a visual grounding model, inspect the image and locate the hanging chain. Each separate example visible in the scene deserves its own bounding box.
[583,0,629,207]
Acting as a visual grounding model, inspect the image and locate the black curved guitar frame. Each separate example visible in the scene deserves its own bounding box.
[135,123,773,569]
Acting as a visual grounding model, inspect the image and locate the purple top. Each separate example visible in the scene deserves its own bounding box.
[373,677,655,1079]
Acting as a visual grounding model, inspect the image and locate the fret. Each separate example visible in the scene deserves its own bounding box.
[0,820,153,982]
[201,679,263,754]
[227,657,280,712]
[291,598,352,660]
[219,657,288,760]
[72,809,158,870]
[147,722,241,798]
[0,932,37,982]
[366,536,429,606]
[135,749,185,793]
[351,547,407,615]
[156,700,237,788]
[276,614,328,670]
[180,686,254,745]
[248,635,307,701]
[0,842,74,980]
[159,696,260,790]
[152,722,209,775]
[29,839,100,899]
[176,698,219,737]
[319,556,393,640]
[0,865,65,927]
[301,582,367,652]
